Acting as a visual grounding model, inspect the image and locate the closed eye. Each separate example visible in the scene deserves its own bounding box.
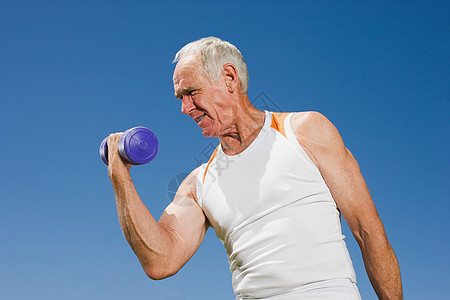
[174,87,199,100]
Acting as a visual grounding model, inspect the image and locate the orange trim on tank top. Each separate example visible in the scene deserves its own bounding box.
[202,146,219,184]
[270,112,289,137]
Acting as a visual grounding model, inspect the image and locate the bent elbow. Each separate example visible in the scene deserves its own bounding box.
[143,264,178,280]
[145,270,168,281]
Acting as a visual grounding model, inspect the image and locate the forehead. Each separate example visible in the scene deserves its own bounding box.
[173,57,203,85]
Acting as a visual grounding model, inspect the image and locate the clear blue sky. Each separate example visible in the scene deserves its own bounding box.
[1,1,448,299]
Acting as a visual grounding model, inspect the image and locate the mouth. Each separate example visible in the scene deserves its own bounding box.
[195,113,206,123]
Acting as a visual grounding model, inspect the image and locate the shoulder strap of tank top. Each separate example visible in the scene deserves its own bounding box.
[202,146,219,184]
[270,112,291,138]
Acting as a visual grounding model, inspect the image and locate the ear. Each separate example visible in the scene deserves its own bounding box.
[222,63,239,93]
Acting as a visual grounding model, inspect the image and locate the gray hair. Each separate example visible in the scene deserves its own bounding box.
[173,37,249,94]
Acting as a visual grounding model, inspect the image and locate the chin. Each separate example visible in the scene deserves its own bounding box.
[201,130,215,137]
[201,126,217,137]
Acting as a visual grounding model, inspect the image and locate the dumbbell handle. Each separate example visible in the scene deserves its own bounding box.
[99,126,158,165]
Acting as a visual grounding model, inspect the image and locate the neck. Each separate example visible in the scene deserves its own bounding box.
[218,94,266,156]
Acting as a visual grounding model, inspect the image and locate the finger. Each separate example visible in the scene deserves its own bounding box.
[107,132,123,146]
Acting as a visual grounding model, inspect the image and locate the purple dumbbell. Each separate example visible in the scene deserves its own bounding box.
[99,126,158,165]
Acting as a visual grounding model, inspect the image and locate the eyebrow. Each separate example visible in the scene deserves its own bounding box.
[174,85,199,99]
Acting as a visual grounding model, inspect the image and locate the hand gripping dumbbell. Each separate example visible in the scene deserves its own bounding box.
[99,126,158,165]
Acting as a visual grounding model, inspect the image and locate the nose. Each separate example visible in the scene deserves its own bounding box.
[181,96,195,115]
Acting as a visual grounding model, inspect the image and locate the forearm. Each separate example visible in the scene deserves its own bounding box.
[358,230,403,299]
[109,166,175,278]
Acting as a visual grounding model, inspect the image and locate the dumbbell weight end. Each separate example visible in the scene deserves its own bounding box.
[99,126,158,166]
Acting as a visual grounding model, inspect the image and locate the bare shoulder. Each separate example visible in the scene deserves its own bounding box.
[290,111,347,167]
[290,111,340,141]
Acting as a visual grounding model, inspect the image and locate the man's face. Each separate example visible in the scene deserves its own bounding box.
[173,57,232,137]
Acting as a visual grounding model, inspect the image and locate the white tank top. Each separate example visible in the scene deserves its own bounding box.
[196,111,361,299]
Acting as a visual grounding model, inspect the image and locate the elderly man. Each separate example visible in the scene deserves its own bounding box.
[106,37,402,299]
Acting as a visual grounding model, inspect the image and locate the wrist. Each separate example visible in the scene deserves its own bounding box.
[108,160,131,180]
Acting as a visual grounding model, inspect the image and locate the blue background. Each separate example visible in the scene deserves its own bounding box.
[1,1,448,299]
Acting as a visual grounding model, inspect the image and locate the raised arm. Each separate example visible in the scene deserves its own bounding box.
[107,133,209,280]
[291,112,403,300]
